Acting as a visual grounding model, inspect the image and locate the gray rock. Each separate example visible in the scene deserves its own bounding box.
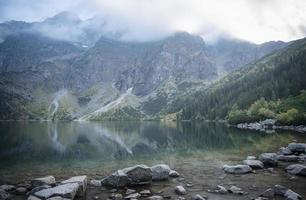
[169,170,180,178]
[286,164,306,176]
[242,160,264,169]
[34,183,79,199]
[31,176,56,188]
[61,175,87,197]
[278,147,292,155]
[215,185,227,194]
[151,164,171,181]
[222,164,252,174]
[27,195,41,200]
[147,196,163,200]
[122,165,152,185]
[126,189,136,195]
[288,143,306,153]
[15,187,27,195]
[175,186,187,195]
[140,190,151,196]
[273,185,288,196]
[90,179,102,187]
[259,153,278,167]
[102,170,131,188]
[0,185,16,191]
[246,156,256,160]
[260,188,274,198]
[0,189,10,200]
[191,194,206,200]
[277,155,299,162]
[28,185,51,195]
[110,193,123,200]
[124,193,141,199]
[228,186,245,195]
[285,189,302,200]
[47,197,71,200]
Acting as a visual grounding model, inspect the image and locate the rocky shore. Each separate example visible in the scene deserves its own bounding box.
[234,119,306,133]
[1,143,306,200]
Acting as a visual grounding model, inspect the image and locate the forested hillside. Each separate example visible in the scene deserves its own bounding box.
[181,38,306,122]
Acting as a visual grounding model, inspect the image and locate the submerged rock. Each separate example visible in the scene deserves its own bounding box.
[47,197,71,200]
[34,183,79,199]
[27,195,41,200]
[222,164,252,174]
[260,188,274,198]
[215,185,227,194]
[228,186,246,195]
[139,190,151,196]
[285,189,302,200]
[126,189,136,195]
[61,175,87,197]
[286,164,306,176]
[124,192,141,199]
[259,153,278,166]
[151,164,171,181]
[273,185,288,196]
[15,187,27,195]
[31,176,56,188]
[175,186,187,195]
[242,160,264,169]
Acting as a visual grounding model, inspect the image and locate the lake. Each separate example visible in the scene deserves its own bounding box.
[1,121,306,199]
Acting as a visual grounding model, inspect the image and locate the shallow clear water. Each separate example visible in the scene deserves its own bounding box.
[0,121,305,182]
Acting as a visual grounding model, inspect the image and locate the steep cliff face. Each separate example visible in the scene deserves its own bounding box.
[0,13,289,120]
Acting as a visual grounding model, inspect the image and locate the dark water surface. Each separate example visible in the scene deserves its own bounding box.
[0,121,305,182]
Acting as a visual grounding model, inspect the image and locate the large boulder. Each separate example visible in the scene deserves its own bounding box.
[122,165,152,185]
[259,153,278,167]
[34,183,79,199]
[286,164,306,176]
[222,165,252,174]
[151,164,171,181]
[288,143,306,153]
[31,176,56,188]
[102,165,152,188]
[242,160,264,169]
[61,175,87,197]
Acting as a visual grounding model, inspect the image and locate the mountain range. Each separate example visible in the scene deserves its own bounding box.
[0,11,294,120]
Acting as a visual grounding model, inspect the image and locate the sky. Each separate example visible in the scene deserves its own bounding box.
[0,0,306,44]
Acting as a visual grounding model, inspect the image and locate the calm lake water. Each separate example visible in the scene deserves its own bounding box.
[0,121,305,182]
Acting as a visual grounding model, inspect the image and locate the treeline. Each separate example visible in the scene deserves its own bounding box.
[180,38,306,122]
[227,90,306,125]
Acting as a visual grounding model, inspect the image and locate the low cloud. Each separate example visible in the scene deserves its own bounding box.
[1,0,306,44]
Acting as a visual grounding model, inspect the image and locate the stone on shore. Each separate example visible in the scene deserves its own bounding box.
[0,185,16,192]
[61,175,87,197]
[277,155,299,162]
[28,195,41,200]
[151,164,171,181]
[28,185,51,196]
[191,194,207,200]
[288,143,306,153]
[215,185,227,194]
[47,197,71,200]
[102,165,152,188]
[259,153,278,167]
[260,188,274,198]
[278,147,292,155]
[89,179,101,187]
[242,160,264,169]
[286,164,306,176]
[228,186,245,195]
[15,187,27,195]
[246,156,256,160]
[140,190,151,196]
[175,186,187,195]
[124,192,141,199]
[34,183,79,199]
[285,189,302,200]
[222,164,252,174]
[148,195,164,200]
[169,170,180,177]
[31,176,56,188]
[0,189,10,200]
